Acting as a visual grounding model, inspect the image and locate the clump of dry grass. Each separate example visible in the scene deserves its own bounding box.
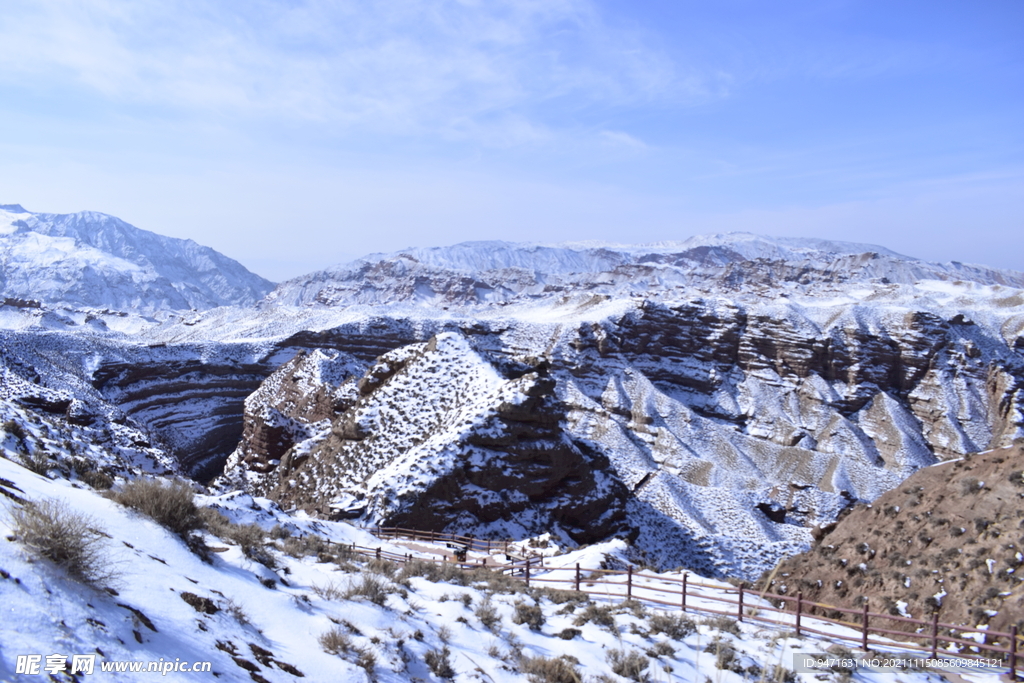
[519,654,580,683]
[8,498,116,586]
[110,478,201,539]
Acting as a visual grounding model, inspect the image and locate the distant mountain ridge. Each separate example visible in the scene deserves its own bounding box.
[268,234,1024,307]
[0,204,274,312]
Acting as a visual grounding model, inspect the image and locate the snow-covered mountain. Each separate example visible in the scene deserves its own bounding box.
[0,204,274,312]
[3,224,1024,579]
[267,235,1024,307]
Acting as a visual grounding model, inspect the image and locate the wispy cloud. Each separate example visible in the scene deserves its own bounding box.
[0,0,714,144]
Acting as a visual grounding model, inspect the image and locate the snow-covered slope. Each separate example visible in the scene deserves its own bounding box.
[0,204,273,312]
[267,235,1024,307]
[1,456,1006,683]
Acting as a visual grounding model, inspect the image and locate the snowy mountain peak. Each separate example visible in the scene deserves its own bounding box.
[0,204,274,313]
[269,233,1024,308]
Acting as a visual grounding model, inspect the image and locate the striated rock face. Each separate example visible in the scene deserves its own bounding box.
[769,443,1024,635]
[229,349,364,475]
[220,288,1024,578]
[91,354,271,479]
[221,332,631,545]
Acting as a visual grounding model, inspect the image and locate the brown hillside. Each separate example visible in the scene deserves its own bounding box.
[766,443,1024,634]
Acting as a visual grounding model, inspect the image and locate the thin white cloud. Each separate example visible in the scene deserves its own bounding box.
[0,0,713,144]
[598,129,647,150]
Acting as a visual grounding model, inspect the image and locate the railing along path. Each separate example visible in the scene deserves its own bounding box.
[311,526,1022,680]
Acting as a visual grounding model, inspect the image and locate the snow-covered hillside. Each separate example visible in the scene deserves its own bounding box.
[0,204,273,312]
[1,456,1005,683]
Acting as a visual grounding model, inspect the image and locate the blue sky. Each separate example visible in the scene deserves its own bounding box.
[1,0,1022,281]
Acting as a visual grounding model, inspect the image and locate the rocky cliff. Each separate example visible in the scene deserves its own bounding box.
[220,333,632,545]
[220,283,1024,577]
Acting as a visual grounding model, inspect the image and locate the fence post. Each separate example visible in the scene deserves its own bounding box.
[525,559,531,588]
[931,612,939,658]
[627,566,633,601]
[738,585,744,622]
[796,592,802,636]
[376,547,381,561]
[430,530,435,543]
[575,563,581,592]
[487,538,491,553]
[1009,625,1017,681]
[861,602,869,651]
[682,573,687,612]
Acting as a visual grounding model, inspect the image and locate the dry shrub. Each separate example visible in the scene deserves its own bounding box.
[704,615,741,636]
[606,649,650,682]
[111,478,201,538]
[513,601,545,630]
[366,558,397,577]
[647,641,675,658]
[78,468,114,490]
[533,587,589,605]
[355,647,376,674]
[573,603,616,629]
[319,628,352,655]
[196,507,274,566]
[519,654,581,683]
[311,581,345,601]
[8,498,115,586]
[647,612,696,639]
[424,646,455,679]
[398,559,471,586]
[345,573,395,607]
[475,597,501,631]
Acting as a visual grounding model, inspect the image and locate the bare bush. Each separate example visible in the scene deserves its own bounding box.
[606,649,650,682]
[7,498,115,586]
[398,559,471,586]
[519,654,581,683]
[513,601,545,630]
[704,615,741,636]
[647,641,675,658]
[20,449,51,477]
[310,581,346,601]
[647,612,696,639]
[111,478,201,538]
[475,597,501,631]
[533,587,589,605]
[77,468,114,490]
[366,558,398,577]
[345,573,394,607]
[355,647,376,674]
[572,603,616,629]
[424,646,455,679]
[224,599,251,626]
[319,628,352,655]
